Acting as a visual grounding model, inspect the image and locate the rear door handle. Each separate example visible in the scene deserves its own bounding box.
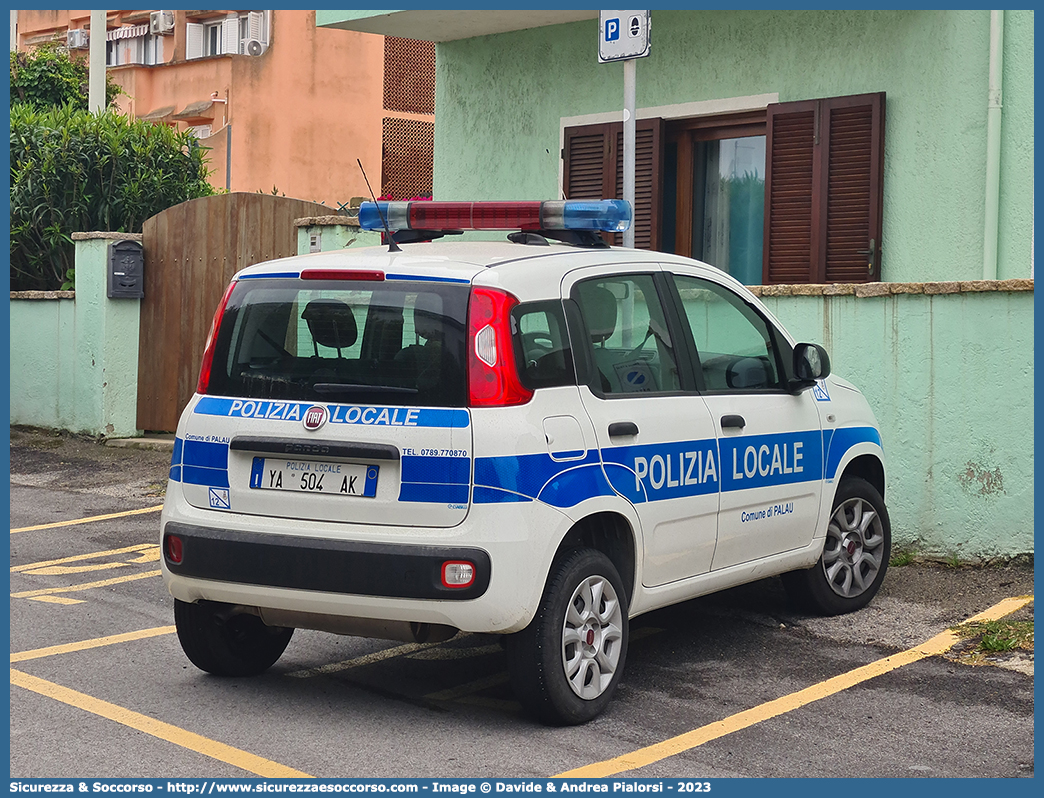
[720,415,746,430]
[608,422,639,437]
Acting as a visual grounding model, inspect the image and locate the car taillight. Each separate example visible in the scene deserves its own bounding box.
[467,287,533,407]
[196,280,237,394]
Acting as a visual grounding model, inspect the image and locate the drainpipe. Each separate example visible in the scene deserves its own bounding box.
[983,10,1004,280]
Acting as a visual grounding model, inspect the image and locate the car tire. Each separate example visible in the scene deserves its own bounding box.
[506,548,629,726]
[174,599,293,677]
[782,477,891,616]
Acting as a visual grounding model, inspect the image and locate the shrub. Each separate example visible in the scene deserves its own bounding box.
[10,42,121,110]
[10,104,214,291]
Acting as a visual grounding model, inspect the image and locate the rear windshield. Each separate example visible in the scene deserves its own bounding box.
[208,278,470,407]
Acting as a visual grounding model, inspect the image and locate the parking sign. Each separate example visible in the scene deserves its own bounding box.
[598,10,650,62]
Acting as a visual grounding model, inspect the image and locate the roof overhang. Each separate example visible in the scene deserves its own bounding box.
[315,10,597,42]
[172,100,216,123]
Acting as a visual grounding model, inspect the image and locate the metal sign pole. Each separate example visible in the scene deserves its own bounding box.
[623,57,636,249]
[598,11,649,249]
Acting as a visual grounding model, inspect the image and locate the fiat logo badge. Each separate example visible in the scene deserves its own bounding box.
[303,405,327,431]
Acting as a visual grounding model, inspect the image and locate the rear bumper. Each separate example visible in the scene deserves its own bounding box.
[163,521,491,600]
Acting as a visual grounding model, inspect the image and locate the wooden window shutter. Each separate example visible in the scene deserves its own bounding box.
[764,92,885,283]
[563,118,664,249]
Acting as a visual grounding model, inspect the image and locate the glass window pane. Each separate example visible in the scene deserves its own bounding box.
[673,274,781,392]
[692,136,765,286]
[573,275,680,395]
[210,278,469,407]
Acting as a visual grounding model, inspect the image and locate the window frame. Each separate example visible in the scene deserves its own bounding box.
[665,110,767,265]
[569,272,697,399]
[664,271,791,396]
[562,92,886,285]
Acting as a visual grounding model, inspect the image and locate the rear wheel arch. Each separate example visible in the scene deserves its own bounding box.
[554,512,636,606]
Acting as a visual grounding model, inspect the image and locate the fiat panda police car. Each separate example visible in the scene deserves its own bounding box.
[160,199,890,725]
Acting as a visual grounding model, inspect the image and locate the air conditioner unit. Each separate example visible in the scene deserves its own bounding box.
[245,38,267,57]
[150,10,175,36]
[66,29,89,49]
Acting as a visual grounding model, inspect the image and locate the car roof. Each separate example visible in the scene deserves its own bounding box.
[235,238,739,292]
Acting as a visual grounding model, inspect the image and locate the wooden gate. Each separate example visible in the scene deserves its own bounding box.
[137,193,332,432]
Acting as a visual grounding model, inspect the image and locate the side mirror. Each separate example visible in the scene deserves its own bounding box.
[790,342,831,392]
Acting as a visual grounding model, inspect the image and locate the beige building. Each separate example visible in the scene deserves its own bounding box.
[13,9,435,206]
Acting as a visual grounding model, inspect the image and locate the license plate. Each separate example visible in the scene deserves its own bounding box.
[250,457,378,497]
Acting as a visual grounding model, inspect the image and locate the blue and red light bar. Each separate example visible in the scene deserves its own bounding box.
[357,200,632,233]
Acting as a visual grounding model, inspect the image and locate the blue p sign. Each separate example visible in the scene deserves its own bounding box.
[605,18,620,42]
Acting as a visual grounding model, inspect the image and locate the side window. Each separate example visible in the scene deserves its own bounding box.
[572,274,681,396]
[511,301,574,390]
[672,274,783,392]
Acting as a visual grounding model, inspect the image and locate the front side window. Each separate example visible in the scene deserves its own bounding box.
[208,278,469,407]
[572,274,681,396]
[671,274,783,392]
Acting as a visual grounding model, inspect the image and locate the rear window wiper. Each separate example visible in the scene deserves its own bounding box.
[313,383,418,396]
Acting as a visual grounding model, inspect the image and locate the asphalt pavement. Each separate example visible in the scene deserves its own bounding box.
[7,425,1035,779]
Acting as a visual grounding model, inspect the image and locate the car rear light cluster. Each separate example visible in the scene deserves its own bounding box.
[467,287,533,407]
[196,279,237,394]
[441,561,475,589]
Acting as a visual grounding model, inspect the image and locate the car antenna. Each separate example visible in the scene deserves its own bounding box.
[357,159,401,253]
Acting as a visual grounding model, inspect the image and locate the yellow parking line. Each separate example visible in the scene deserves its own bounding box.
[11,544,157,573]
[557,595,1034,778]
[12,626,177,663]
[11,669,312,778]
[11,570,161,599]
[11,505,163,534]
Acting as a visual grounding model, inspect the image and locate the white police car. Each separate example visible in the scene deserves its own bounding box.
[160,199,889,725]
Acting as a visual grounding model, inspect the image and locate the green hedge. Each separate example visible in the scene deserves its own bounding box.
[10,104,214,291]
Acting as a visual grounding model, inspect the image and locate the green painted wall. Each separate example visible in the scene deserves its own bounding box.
[759,289,1034,559]
[434,10,1033,283]
[10,237,142,438]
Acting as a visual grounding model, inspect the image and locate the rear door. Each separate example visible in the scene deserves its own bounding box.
[565,265,721,587]
[176,276,473,528]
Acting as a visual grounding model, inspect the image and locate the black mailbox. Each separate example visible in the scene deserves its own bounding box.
[108,240,144,298]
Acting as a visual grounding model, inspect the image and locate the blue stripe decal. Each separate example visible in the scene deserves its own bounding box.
[537,465,616,509]
[398,483,469,504]
[182,440,229,469]
[473,487,531,504]
[401,456,470,484]
[718,430,822,493]
[601,439,719,503]
[171,437,183,468]
[237,272,300,280]
[181,465,230,488]
[386,274,472,285]
[193,397,470,429]
[825,426,882,480]
[473,451,614,508]
[169,465,182,481]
